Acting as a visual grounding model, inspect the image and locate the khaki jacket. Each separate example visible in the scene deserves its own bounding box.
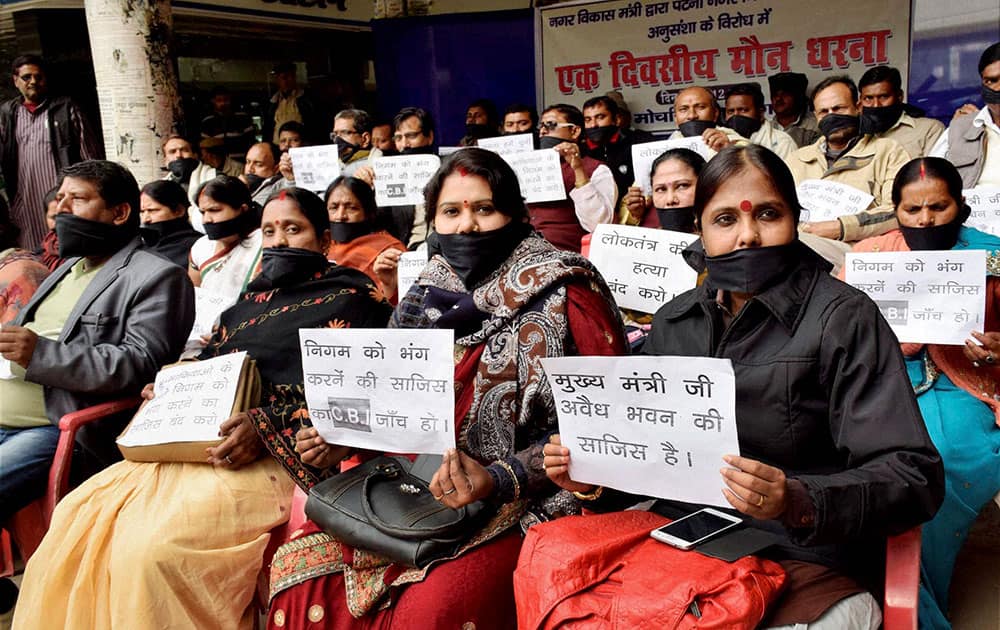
[878,113,945,159]
[788,135,910,242]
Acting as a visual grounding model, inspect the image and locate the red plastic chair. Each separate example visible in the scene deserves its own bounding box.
[883,527,922,630]
[0,397,142,575]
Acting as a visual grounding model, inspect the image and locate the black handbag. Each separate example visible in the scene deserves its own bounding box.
[305,455,493,568]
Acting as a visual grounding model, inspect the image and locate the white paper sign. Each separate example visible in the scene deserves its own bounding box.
[541,355,739,507]
[844,250,986,345]
[438,146,463,157]
[962,187,1000,237]
[116,352,248,447]
[0,357,14,380]
[188,288,237,342]
[503,150,566,203]
[631,138,714,195]
[373,154,442,206]
[477,133,534,156]
[588,224,698,314]
[397,250,429,299]
[796,179,874,222]
[289,145,342,193]
[300,328,455,454]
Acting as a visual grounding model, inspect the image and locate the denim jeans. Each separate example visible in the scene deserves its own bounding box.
[0,424,59,523]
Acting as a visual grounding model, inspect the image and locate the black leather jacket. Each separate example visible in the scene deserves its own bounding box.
[619,243,943,589]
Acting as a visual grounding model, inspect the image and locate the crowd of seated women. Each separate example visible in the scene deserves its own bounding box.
[2,134,998,630]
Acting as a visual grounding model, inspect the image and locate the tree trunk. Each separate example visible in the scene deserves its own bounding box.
[83,0,182,185]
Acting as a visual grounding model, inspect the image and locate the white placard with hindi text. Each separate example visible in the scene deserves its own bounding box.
[300,328,455,454]
[844,250,986,345]
[588,224,698,314]
[503,150,566,203]
[188,288,237,342]
[116,352,248,447]
[0,357,14,380]
[438,146,463,157]
[631,138,714,195]
[397,250,428,299]
[797,179,874,222]
[963,187,1000,237]
[373,154,441,207]
[478,133,534,156]
[289,145,342,193]
[541,355,739,507]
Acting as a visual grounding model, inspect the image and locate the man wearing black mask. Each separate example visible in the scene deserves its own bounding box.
[667,86,744,150]
[767,72,821,148]
[161,135,216,232]
[582,95,635,211]
[459,99,498,146]
[242,142,284,207]
[789,76,909,261]
[930,41,1000,188]
[723,83,797,160]
[858,65,943,159]
[0,160,194,529]
[380,107,438,247]
[331,109,374,177]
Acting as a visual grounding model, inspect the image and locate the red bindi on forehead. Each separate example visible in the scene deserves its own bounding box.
[739,200,753,212]
[458,167,470,177]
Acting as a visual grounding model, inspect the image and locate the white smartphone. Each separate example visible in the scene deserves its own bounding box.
[649,508,743,550]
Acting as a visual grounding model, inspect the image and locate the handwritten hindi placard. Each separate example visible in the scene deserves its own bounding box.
[300,328,455,454]
[588,224,698,314]
[502,150,567,203]
[189,288,236,342]
[631,138,714,195]
[478,133,535,156]
[0,357,14,380]
[796,179,874,222]
[845,250,986,345]
[117,352,248,447]
[962,187,1000,237]
[542,355,739,507]
[373,154,442,207]
[289,145,342,193]
[397,250,429,299]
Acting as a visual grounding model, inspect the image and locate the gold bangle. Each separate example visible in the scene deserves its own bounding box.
[495,460,521,501]
[572,486,603,501]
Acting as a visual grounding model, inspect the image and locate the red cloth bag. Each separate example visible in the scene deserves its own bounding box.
[514,511,787,629]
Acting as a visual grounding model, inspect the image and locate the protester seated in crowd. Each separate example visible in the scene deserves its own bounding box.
[138,180,202,269]
[790,76,910,267]
[530,103,615,252]
[277,120,306,153]
[11,187,392,630]
[843,157,1000,629]
[200,136,244,178]
[333,108,374,177]
[0,217,49,324]
[538,145,944,629]
[34,186,63,271]
[620,147,706,230]
[189,175,263,301]
[502,102,537,137]
[265,147,627,630]
[162,135,215,200]
[0,160,195,525]
[768,71,821,147]
[244,142,285,207]
[383,106,437,248]
[459,98,499,146]
[931,42,1000,188]
[858,66,944,159]
[724,83,798,160]
[582,95,634,209]
[668,86,744,150]
[322,175,405,300]
[370,119,394,156]
[605,90,655,143]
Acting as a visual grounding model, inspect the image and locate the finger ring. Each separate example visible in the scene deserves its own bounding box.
[442,488,457,496]
[987,353,996,365]
[432,494,443,500]
[224,455,233,464]
[755,494,766,507]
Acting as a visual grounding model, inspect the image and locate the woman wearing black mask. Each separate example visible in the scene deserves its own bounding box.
[844,157,1000,629]
[620,148,705,229]
[323,176,406,301]
[265,147,627,630]
[12,186,392,630]
[189,175,263,301]
[138,180,201,269]
[539,145,944,628]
